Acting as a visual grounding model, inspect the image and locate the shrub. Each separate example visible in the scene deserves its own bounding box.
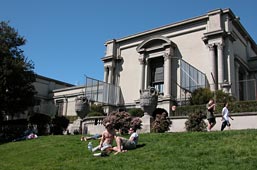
[29,113,51,135]
[0,119,28,142]
[127,108,144,117]
[190,88,236,105]
[190,88,213,105]
[185,112,207,132]
[51,116,69,135]
[214,90,236,103]
[152,111,172,133]
[103,111,142,134]
[87,104,105,117]
[87,111,104,117]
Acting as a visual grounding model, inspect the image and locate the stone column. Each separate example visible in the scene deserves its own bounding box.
[139,54,146,91]
[244,72,249,100]
[235,62,240,99]
[226,39,235,95]
[163,51,172,97]
[208,44,216,91]
[103,65,108,83]
[145,58,150,89]
[217,43,224,88]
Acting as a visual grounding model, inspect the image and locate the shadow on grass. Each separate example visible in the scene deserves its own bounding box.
[136,143,146,148]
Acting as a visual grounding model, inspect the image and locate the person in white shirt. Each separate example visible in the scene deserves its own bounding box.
[221,102,234,131]
[113,127,139,154]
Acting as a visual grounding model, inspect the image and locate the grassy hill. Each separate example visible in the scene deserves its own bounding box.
[1,130,257,170]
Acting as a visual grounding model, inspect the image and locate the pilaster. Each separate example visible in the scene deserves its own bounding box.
[139,54,146,91]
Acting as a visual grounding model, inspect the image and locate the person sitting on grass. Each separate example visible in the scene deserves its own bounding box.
[91,122,116,154]
[112,127,139,154]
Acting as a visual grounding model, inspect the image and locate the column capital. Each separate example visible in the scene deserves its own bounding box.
[208,44,215,51]
[138,54,145,65]
[164,52,172,61]
[104,65,109,70]
[217,43,224,50]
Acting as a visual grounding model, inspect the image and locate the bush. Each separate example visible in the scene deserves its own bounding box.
[214,90,236,103]
[87,104,105,117]
[175,100,257,116]
[103,111,142,134]
[0,119,28,142]
[87,111,104,117]
[185,112,207,132]
[51,116,70,135]
[127,108,144,117]
[190,88,213,105]
[152,111,172,133]
[190,88,236,105]
[29,113,51,135]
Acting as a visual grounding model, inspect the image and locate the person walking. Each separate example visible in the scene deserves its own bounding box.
[221,102,234,131]
[206,99,216,132]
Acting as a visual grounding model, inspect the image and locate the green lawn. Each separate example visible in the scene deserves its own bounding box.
[1,130,257,170]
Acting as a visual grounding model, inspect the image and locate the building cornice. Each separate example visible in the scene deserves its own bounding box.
[105,8,256,54]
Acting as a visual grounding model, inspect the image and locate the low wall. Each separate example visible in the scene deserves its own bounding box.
[79,113,257,134]
[169,112,257,132]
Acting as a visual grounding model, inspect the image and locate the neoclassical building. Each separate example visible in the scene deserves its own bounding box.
[52,8,257,118]
[101,8,257,114]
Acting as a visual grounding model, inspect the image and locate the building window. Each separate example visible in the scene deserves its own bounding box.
[150,57,164,93]
[55,99,64,116]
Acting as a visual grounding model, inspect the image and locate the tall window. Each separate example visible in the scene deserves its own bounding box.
[55,99,64,116]
[150,57,164,94]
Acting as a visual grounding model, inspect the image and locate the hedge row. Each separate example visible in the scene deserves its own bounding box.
[174,100,257,116]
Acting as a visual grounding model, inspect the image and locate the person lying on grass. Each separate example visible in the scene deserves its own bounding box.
[81,134,102,141]
[112,127,139,154]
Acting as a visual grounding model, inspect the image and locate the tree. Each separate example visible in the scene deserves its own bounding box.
[0,21,36,119]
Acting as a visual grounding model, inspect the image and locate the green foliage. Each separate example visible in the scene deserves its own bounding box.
[190,88,236,106]
[214,90,236,103]
[185,112,207,132]
[0,119,28,142]
[1,130,257,169]
[190,88,213,105]
[0,21,36,118]
[29,113,51,125]
[29,113,51,135]
[87,104,105,117]
[127,108,144,117]
[87,111,104,117]
[51,116,70,135]
[65,116,79,123]
[228,100,257,113]
[175,100,257,116]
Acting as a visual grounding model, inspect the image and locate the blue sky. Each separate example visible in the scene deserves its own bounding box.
[1,0,256,85]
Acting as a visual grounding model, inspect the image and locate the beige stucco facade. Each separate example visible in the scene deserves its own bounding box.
[4,75,74,120]
[50,8,257,120]
[102,8,257,115]
[46,8,257,134]
[32,75,74,117]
